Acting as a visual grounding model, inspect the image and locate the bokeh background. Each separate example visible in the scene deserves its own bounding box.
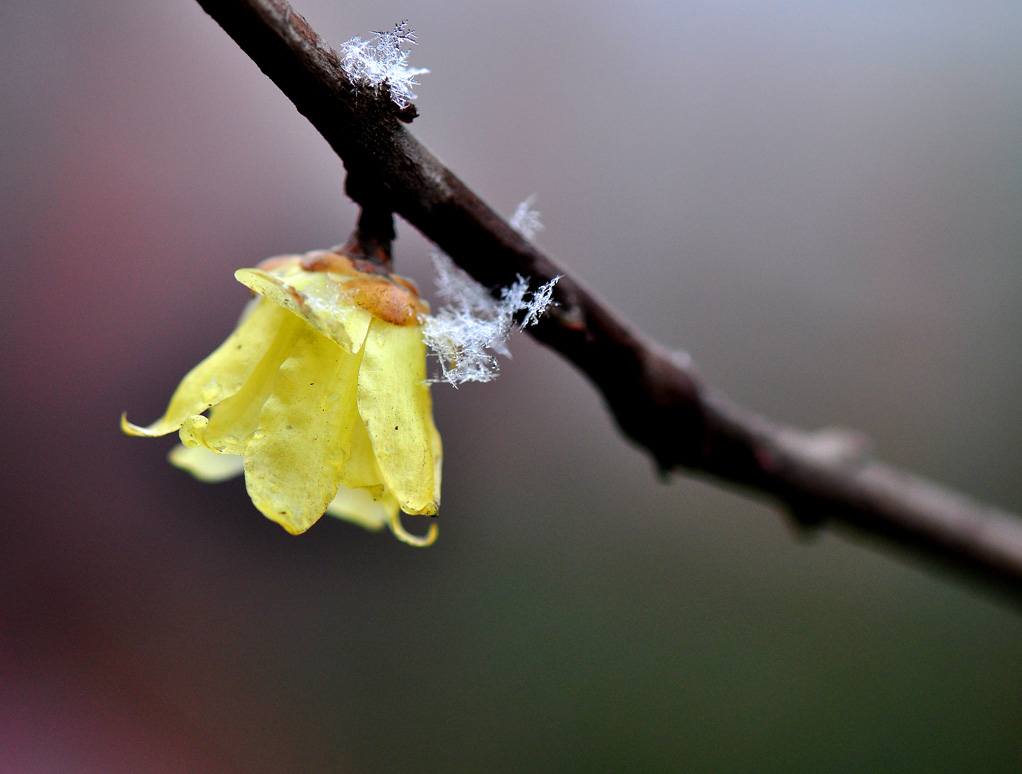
[3,1,1021,771]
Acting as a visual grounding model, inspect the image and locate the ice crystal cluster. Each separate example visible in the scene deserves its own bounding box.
[509,195,544,241]
[340,21,428,108]
[421,199,558,386]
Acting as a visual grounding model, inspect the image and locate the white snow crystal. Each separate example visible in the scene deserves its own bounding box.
[509,195,544,241]
[421,249,559,387]
[340,21,428,108]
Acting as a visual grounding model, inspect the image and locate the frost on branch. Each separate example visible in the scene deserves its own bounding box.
[340,21,428,108]
[421,227,559,387]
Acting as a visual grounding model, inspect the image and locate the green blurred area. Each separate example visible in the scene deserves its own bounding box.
[2,1,1020,772]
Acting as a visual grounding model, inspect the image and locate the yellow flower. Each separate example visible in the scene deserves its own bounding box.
[122,250,442,546]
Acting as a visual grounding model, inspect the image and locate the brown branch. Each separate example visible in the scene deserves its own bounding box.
[194,0,1022,602]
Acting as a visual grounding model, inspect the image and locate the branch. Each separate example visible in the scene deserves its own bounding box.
[194,0,1022,602]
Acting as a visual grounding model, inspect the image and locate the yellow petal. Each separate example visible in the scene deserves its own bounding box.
[356,319,442,516]
[244,326,363,534]
[168,444,244,482]
[121,298,284,437]
[338,418,388,497]
[429,414,443,500]
[178,414,209,448]
[325,486,396,532]
[184,308,303,454]
[235,267,373,355]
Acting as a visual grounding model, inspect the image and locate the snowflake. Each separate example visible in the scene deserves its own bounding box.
[421,230,559,387]
[509,195,544,241]
[340,21,428,108]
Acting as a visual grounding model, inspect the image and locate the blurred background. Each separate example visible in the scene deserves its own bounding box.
[3,0,1021,771]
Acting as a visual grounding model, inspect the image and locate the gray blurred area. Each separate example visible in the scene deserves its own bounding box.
[2,1,1021,771]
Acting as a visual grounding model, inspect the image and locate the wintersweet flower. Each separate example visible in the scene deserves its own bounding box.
[122,250,442,546]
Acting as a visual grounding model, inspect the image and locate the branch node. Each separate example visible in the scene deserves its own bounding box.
[331,202,395,273]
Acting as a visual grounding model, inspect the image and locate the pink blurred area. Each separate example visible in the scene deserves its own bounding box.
[3,1,1022,772]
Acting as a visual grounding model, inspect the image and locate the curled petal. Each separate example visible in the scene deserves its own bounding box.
[121,298,285,437]
[327,477,437,547]
[169,444,244,482]
[236,267,372,355]
[386,513,435,543]
[184,309,303,455]
[179,414,209,448]
[388,512,438,547]
[244,326,363,535]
